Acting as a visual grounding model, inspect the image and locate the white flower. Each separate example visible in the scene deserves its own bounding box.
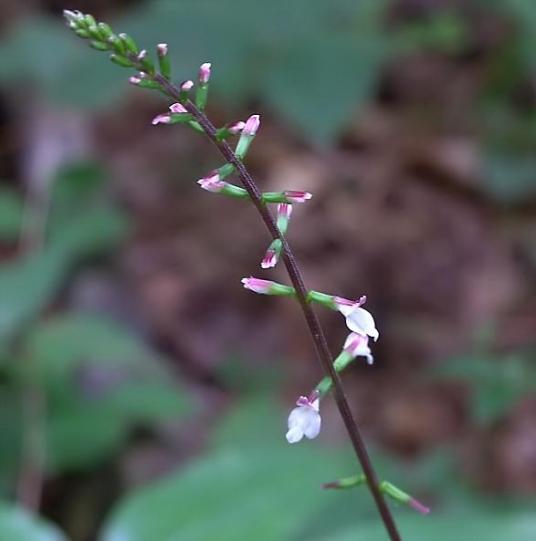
[338,303,379,341]
[344,332,373,365]
[285,395,321,444]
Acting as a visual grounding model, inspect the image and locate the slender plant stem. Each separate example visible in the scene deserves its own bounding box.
[152,73,401,541]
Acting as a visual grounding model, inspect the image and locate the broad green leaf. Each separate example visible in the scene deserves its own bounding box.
[0,0,392,143]
[0,187,23,241]
[23,314,188,472]
[0,503,67,541]
[330,510,536,541]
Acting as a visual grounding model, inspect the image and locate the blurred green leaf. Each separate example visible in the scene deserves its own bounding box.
[0,0,392,142]
[101,396,357,541]
[0,164,127,347]
[429,354,536,424]
[22,313,188,472]
[0,187,23,241]
[0,503,67,541]
[330,510,536,541]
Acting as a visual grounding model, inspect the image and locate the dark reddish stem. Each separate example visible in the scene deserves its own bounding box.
[153,73,401,541]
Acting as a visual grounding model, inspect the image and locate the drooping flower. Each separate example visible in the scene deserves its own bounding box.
[286,394,321,444]
[343,332,373,364]
[336,296,378,341]
[261,247,278,269]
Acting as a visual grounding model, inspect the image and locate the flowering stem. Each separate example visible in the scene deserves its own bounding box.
[145,73,402,540]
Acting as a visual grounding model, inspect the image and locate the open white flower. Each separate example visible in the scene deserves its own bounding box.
[338,303,379,342]
[285,395,321,444]
[344,332,373,365]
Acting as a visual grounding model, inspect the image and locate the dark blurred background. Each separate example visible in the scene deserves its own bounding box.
[0,1,535,540]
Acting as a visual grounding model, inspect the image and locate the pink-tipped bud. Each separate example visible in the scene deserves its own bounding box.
[277,203,293,220]
[199,62,211,84]
[151,113,171,125]
[180,80,194,92]
[228,121,246,135]
[197,173,226,193]
[409,498,431,515]
[261,248,278,269]
[129,76,142,86]
[157,43,168,57]
[284,191,312,204]
[137,49,147,61]
[169,102,188,114]
[241,277,276,294]
[243,114,260,136]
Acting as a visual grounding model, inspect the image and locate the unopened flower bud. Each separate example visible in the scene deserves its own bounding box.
[284,190,312,203]
[129,76,142,85]
[198,62,211,84]
[180,80,194,92]
[243,114,260,136]
[157,43,168,57]
[241,277,295,296]
[228,121,246,134]
[169,102,187,114]
[151,113,171,125]
[137,49,147,61]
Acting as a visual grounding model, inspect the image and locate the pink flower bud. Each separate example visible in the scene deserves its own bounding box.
[198,62,211,84]
[169,103,188,114]
[180,80,194,92]
[151,113,171,125]
[409,498,431,515]
[284,191,312,204]
[243,114,260,136]
[157,43,168,57]
[277,203,293,220]
[228,121,246,135]
[241,277,276,294]
[129,76,142,85]
[137,49,147,61]
[197,173,226,193]
[261,248,278,269]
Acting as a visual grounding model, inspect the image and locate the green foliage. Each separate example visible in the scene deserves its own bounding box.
[19,314,188,472]
[0,188,23,241]
[100,396,536,540]
[429,353,536,424]
[0,0,392,142]
[0,163,127,348]
[0,503,67,541]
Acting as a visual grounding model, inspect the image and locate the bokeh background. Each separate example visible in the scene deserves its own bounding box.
[0,1,535,540]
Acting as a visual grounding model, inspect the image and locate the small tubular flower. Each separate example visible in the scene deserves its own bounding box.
[343,332,373,364]
[286,394,321,444]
